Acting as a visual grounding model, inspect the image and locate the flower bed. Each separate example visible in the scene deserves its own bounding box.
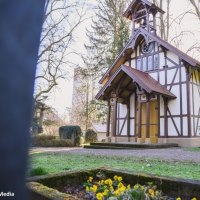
[83,175,167,200]
[27,168,200,200]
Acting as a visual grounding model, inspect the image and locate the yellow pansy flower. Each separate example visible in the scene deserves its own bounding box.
[89,176,93,182]
[119,185,126,193]
[148,189,154,195]
[96,193,103,200]
[117,176,123,182]
[127,184,131,190]
[91,185,97,193]
[134,184,139,190]
[103,189,109,196]
[118,182,124,188]
[155,191,159,196]
[191,198,197,200]
[114,175,118,181]
[176,197,181,200]
[110,186,114,192]
[86,186,89,192]
[114,189,120,196]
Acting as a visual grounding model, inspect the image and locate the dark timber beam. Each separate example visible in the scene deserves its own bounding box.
[164,97,168,137]
[138,96,142,139]
[112,97,118,137]
[127,98,131,141]
[146,95,150,139]
[186,65,192,137]
[106,101,111,137]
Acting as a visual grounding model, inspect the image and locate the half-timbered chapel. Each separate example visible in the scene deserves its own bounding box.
[96,0,200,147]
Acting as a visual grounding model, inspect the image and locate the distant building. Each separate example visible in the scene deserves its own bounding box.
[92,123,107,142]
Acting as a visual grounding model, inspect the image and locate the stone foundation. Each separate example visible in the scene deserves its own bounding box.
[106,137,200,147]
[158,137,200,147]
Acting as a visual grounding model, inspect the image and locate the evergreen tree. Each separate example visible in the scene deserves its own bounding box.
[74,0,130,128]
[83,0,130,79]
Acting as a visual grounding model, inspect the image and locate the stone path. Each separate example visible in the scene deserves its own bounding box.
[31,147,200,163]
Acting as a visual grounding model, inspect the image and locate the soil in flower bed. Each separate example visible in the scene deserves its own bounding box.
[61,184,91,199]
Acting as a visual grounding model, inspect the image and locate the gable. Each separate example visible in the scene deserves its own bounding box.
[99,28,200,85]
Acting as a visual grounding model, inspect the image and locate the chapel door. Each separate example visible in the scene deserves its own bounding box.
[135,100,146,143]
[136,98,158,144]
[149,100,158,144]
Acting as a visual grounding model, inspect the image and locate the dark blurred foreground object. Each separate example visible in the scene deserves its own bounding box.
[0,0,45,199]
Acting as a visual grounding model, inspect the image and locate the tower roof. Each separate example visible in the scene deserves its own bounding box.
[123,0,165,20]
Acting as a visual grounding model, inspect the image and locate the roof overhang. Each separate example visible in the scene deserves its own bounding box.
[96,65,176,101]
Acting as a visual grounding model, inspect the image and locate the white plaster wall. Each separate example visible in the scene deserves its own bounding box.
[191,117,194,136]
[182,83,187,115]
[196,119,200,136]
[137,45,140,56]
[174,69,180,83]
[155,42,158,52]
[130,119,134,136]
[168,85,180,115]
[119,103,127,118]
[181,67,186,82]
[159,71,165,85]
[130,93,135,117]
[167,68,176,84]
[160,118,165,136]
[119,120,127,135]
[131,51,135,59]
[149,72,158,81]
[124,61,129,66]
[167,59,175,68]
[190,84,193,117]
[183,117,188,136]
[131,59,136,68]
[159,52,165,69]
[193,85,200,115]
[168,117,180,136]
[194,118,198,136]
[167,51,179,65]
[160,97,164,116]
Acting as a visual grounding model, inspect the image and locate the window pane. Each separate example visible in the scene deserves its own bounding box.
[148,56,153,70]
[137,58,141,70]
[143,57,147,71]
[154,54,159,69]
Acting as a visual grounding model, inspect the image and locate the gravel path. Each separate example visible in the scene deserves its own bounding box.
[31,147,200,163]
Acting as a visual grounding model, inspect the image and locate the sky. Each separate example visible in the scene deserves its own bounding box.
[46,0,200,120]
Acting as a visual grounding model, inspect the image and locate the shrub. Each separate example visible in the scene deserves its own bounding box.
[31,134,74,147]
[85,129,98,143]
[59,125,82,146]
[29,167,48,177]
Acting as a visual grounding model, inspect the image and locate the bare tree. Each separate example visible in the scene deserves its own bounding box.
[189,0,200,20]
[34,0,86,102]
[32,0,86,134]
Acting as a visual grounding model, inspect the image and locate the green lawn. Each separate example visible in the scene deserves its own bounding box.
[186,147,200,152]
[29,152,200,180]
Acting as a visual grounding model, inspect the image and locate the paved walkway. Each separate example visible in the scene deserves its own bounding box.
[30,147,200,163]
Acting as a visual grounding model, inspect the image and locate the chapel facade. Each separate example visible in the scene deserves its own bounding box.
[96,0,200,147]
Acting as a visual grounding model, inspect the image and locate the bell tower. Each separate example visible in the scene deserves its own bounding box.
[123,0,164,36]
